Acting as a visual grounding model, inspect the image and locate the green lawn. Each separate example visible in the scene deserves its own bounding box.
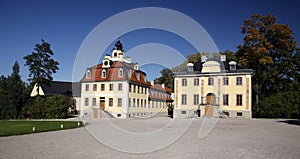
[0,120,84,137]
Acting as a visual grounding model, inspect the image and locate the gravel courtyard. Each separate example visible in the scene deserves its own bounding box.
[0,118,299,159]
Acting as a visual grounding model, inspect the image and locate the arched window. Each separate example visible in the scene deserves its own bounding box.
[102,70,106,78]
[118,68,123,77]
[86,70,91,79]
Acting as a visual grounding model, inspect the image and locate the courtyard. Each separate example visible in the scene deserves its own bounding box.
[0,118,299,159]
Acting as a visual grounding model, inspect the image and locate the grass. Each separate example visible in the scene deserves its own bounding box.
[0,120,84,137]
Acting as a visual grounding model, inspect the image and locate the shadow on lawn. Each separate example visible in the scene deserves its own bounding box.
[277,119,300,126]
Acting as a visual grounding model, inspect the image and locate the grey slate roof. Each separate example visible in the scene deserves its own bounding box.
[40,81,81,97]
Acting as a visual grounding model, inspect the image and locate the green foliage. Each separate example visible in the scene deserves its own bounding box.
[43,95,71,119]
[23,39,59,95]
[22,95,71,119]
[237,14,300,95]
[256,91,300,119]
[154,68,174,90]
[237,14,300,118]
[0,76,10,119]
[0,62,26,119]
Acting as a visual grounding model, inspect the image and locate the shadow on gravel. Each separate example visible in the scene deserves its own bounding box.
[277,119,300,126]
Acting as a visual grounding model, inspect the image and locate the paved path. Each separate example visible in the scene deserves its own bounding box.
[0,118,299,159]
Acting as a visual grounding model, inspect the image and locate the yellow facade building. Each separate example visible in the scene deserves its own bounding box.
[173,58,253,118]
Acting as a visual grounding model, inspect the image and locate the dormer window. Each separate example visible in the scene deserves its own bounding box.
[102,70,106,78]
[86,70,91,79]
[118,68,123,77]
[114,52,117,57]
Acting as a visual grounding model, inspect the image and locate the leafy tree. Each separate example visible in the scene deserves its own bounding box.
[43,95,71,119]
[0,62,26,119]
[236,14,300,118]
[8,61,26,118]
[237,14,299,94]
[154,68,174,90]
[24,39,59,95]
[22,95,71,119]
[0,76,10,119]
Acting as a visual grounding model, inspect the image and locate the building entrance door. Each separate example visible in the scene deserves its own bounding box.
[206,93,216,104]
[100,97,105,110]
[205,106,213,117]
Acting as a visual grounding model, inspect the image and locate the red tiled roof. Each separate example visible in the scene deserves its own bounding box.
[150,84,173,93]
[81,61,150,86]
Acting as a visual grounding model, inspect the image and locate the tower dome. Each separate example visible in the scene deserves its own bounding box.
[114,38,123,51]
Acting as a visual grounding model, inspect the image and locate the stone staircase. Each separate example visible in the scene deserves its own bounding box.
[100,110,115,118]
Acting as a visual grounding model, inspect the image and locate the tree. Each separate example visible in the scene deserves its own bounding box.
[0,75,10,119]
[24,39,59,95]
[236,14,300,118]
[154,68,174,90]
[8,61,26,118]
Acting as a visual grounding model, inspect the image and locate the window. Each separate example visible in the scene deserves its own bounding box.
[194,94,199,105]
[223,94,229,105]
[92,98,96,106]
[118,83,122,91]
[141,100,143,107]
[84,98,89,106]
[181,111,186,114]
[85,84,89,91]
[152,101,154,108]
[145,99,147,107]
[181,94,187,105]
[109,98,113,106]
[133,98,136,107]
[133,85,136,93]
[137,99,139,107]
[102,70,106,78]
[129,98,131,107]
[236,77,242,85]
[208,77,214,85]
[194,78,199,86]
[93,84,97,91]
[137,86,140,93]
[237,112,243,116]
[182,79,187,86]
[129,84,132,92]
[223,77,229,85]
[236,94,243,106]
[118,68,123,77]
[118,98,122,107]
[101,84,105,91]
[141,87,143,94]
[114,52,117,57]
[86,70,91,79]
[109,84,113,91]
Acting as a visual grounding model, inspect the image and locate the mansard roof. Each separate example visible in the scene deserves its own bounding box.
[81,61,150,86]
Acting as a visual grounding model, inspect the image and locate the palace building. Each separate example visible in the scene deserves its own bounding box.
[80,39,173,118]
[173,56,253,118]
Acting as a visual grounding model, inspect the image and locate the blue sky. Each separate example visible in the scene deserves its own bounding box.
[1,0,300,82]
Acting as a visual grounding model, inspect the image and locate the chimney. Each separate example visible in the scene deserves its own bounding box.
[150,80,154,86]
[229,61,237,71]
[220,55,226,62]
[187,63,194,73]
